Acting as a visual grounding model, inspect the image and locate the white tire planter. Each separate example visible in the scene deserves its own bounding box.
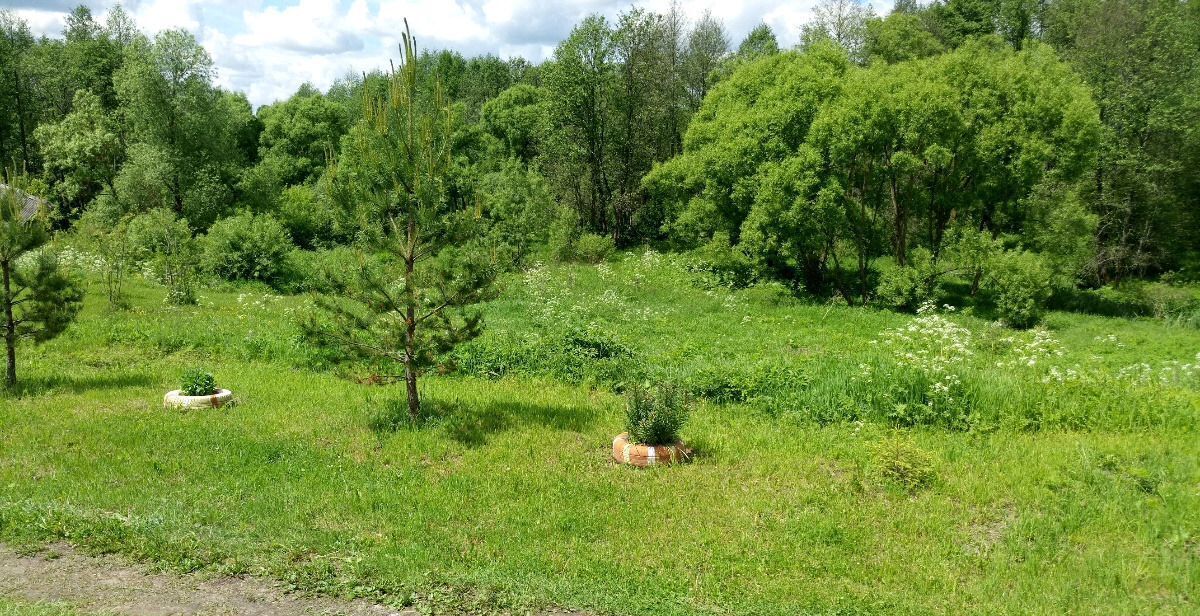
[163,389,234,410]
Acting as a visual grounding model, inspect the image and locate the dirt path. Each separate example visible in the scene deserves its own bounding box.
[0,543,413,616]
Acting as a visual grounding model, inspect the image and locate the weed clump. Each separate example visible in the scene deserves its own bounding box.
[871,435,937,491]
[625,383,691,446]
[179,368,216,396]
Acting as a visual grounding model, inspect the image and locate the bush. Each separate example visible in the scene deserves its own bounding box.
[277,246,381,294]
[1133,282,1198,320]
[183,167,233,231]
[547,207,581,262]
[201,212,295,283]
[127,208,200,305]
[179,368,216,396]
[875,248,941,312]
[871,435,936,491]
[275,184,343,250]
[986,250,1053,328]
[74,215,137,309]
[573,233,615,264]
[686,232,757,289]
[479,162,556,259]
[625,383,692,446]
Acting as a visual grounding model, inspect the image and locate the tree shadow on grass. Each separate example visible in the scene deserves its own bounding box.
[1,371,157,399]
[370,394,601,448]
[439,398,601,447]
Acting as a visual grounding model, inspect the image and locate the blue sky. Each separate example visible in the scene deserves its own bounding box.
[3,0,893,108]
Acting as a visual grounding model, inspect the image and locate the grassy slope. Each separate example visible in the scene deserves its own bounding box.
[1,254,1198,615]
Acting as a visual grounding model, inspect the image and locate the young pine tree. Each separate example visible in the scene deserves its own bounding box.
[303,22,503,420]
[0,182,83,387]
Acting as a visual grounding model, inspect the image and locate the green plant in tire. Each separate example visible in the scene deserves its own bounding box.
[180,368,217,396]
[625,383,692,445]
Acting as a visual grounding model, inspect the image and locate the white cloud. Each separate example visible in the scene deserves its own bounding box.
[129,0,202,32]
[238,0,364,54]
[10,8,67,37]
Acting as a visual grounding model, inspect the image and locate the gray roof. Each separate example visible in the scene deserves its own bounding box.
[0,184,43,221]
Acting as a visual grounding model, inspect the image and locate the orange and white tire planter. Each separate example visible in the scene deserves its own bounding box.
[612,432,691,467]
[163,389,234,410]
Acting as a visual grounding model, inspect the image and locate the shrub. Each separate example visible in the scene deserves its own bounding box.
[1132,282,1198,320]
[126,208,200,305]
[861,305,974,429]
[183,167,233,231]
[547,207,581,262]
[871,435,936,491]
[277,246,380,294]
[573,233,615,264]
[625,383,692,446]
[275,184,342,250]
[479,162,556,259]
[201,211,295,283]
[874,248,941,312]
[179,368,216,396]
[986,250,1053,328]
[74,215,137,309]
[686,232,757,289]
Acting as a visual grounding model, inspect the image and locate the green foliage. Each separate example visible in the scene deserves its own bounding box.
[0,182,83,386]
[179,367,216,396]
[864,12,944,63]
[986,250,1053,328]
[480,84,545,162]
[274,184,343,250]
[625,382,692,446]
[114,29,247,225]
[871,435,936,491]
[650,38,1100,299]
[182,167,232,231]
[33,89,122,219]
[201,212,294,283]
[254,87,347,187]
[874,249,941,312]
[305,23,501,419]
[126,208,198,305]
[477,162,556,259]
[109,143,173,217]
[686,232,756,289]
[74,214,136,309]
[572,233,615,264]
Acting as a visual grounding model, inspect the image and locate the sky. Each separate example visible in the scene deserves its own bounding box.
[2,0,893,108]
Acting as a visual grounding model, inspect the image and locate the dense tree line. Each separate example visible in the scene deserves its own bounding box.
[0,0,1196,322]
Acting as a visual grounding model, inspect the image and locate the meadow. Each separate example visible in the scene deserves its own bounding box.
[1,250,1198,615]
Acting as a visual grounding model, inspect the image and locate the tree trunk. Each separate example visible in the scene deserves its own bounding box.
[2,260,17,387]
[12,68,30,171]
[403,215,420,421]
[889,176,907,265]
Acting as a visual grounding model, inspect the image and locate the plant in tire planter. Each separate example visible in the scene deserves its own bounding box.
[164,368,233,409]
[613,383,693,467]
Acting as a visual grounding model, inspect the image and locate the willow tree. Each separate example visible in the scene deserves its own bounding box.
[304,22,501,420]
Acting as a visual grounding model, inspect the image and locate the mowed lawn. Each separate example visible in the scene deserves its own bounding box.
[1,258,1198,615]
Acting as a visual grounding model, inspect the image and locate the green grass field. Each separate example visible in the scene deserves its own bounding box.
[1,251,1198,614]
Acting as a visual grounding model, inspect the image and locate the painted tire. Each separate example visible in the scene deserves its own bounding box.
[163,389,233,410]
[612,432,690,467]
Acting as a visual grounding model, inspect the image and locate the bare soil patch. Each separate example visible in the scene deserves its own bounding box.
[0,543,411,616]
